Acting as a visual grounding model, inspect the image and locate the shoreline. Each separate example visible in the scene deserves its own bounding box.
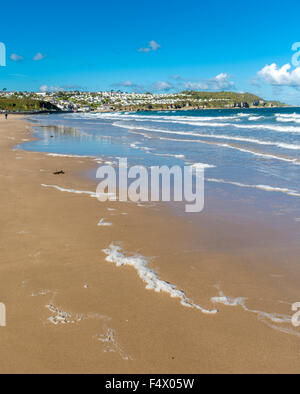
[4,105,296,116]
[1,115,300,373]
[26,105,298,115]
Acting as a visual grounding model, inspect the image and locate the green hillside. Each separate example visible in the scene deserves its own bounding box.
[0,98,60,113]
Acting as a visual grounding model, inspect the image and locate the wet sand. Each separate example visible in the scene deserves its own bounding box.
[1,115,300,373]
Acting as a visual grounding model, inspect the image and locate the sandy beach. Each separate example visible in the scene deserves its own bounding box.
[1,115,300,373]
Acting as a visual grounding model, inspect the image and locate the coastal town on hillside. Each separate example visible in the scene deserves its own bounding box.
[0,89,285,113]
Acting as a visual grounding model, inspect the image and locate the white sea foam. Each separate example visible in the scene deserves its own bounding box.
[41,184,116,198]
[138,131,300,165]
[211,293,246,307]
[231,123,300,133]
[248,116,265,121]
[211,136,300,151]
[275,112,300,118]
[108,112,300,133]
[102,244,218,315]
[217,143,300,165]
[207,178,300,197]
[42,111,300,134]
[46,304,84,325]
[98,218,113,226]
[101,244,295,336]
[135,137,300,168]
[276,116,300,124]
[114,122,300,152]
[77,112,241,123]
[95,326,132,360]
[191,163,216,169]
[237,113,251,117]
[47,153,94,158]
[46,303,110,326]
[42,184,97,197]
[152,152,185,159]
[211,289,291,325]
[173,120,300,133]
[276,113,300,124]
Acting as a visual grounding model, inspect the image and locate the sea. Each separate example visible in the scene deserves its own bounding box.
[21,107,300,222]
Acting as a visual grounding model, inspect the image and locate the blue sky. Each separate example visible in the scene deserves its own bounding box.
[1,0,300,104]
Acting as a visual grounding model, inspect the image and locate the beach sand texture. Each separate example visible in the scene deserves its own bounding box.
[1,116,300,373]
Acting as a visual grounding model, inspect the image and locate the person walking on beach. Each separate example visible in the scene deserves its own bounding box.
[5,113,7,120]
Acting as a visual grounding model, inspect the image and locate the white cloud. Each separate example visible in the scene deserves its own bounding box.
[213,73,235,89]
[153,81,173,91]
[39,85,48,92]
[39,85,49,92]
[120,80,135,86]
[33,52,46,61]
[112,80,144,92]
[39,85,61,92]
[10,54,24,62]
[184,81,209,90]
[149,40,160,51]
[258,63,300,87]
[138,40,161,53]
[184,73,235,91]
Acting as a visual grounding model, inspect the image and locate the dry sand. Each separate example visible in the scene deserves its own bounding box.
[0,115,300,373]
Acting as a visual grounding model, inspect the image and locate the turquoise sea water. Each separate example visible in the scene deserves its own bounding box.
[21,107,300,220]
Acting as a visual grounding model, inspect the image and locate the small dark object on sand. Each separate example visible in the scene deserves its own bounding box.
[53,170,65,175]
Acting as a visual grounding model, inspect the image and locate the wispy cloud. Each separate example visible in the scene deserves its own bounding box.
[112,79,175,93]
[152,81,174,91]
[138,47,151,53]
[117,80,136,87]
[33,52,46,61]
[112,80,144,91]
[39,84,85,92]
[184,81,209,90]
[257,63,300,87]
[39,85,61,92]
[138,40,161,53]
[10,54,24,62]
[8,73,27,78]
[61,84,86,91]
[184,73,235,91]
[170,75,182,80]
[250,77,261,88]
[149,40,160,51]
